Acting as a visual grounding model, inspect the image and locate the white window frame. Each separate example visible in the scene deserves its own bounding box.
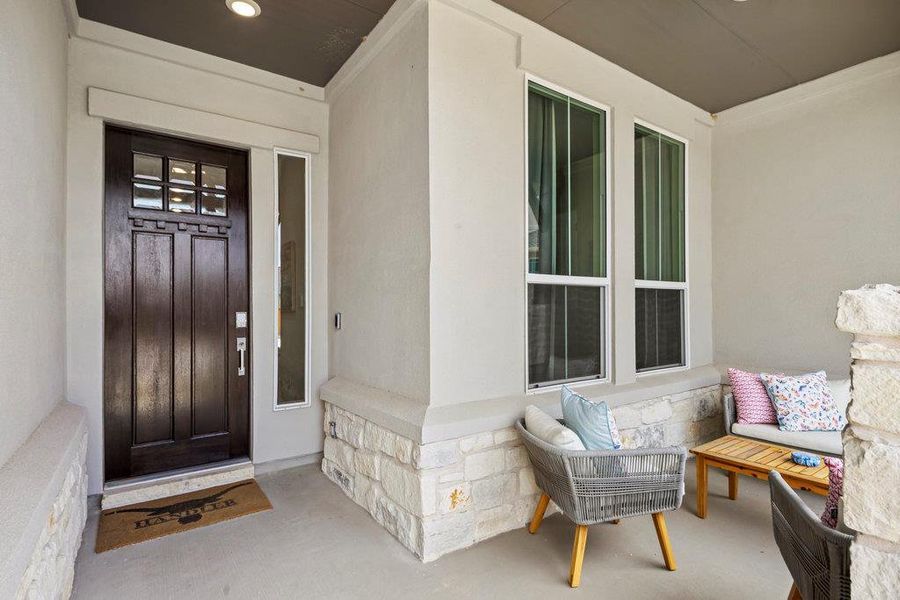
[523,75,613,393]
[633,118,690,377]
[273,148,312,410]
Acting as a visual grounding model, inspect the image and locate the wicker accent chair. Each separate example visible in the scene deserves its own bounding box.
[516,419,687,588]
[769,472,852,600]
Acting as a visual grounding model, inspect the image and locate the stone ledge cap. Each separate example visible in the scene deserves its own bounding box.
[836,284,900,336]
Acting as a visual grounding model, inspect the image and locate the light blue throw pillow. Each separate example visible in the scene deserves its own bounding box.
[560,386,622,450]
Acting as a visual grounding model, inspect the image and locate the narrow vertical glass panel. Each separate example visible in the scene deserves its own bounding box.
[565,285,604,379]
[569,100,606,277]
[636,288,684,372]
[659,137,686,282]
[201,192,227,217]
[202,164,227,190]
[527,284,567,386]
[527,83,569,275]
[133,153,162,181]
[528,284,604,387]
[635,126,660,280]
[168,159,196,185]
[133,183,163,210]
[277,154,307,406]
[168,188,196,213]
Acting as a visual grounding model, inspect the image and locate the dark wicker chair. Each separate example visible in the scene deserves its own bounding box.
[769,471,852,599]
[516,419,687,588]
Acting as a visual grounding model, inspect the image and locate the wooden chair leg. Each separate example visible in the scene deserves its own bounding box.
[728,471,739,500]
[609,519,620,525]
[651,512,677,571]
[528,493,551,534]
[696,455,708,518]
[568,525,588,588]
[787,583,802,600]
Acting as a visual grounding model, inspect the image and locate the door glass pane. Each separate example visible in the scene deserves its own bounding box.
[635,127,660,280]
[133,183,163,210]
[569,100,606,278]
[168,188,196,213]
[168,159,196,185]
[201,192,227,217]
[277,154,307,406]
[636,288,684,372]
[133,153,162,181]
[527,84,569,276]
[202,165,227,190]
[528,283,604,387]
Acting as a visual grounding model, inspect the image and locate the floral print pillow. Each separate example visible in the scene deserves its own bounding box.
[759,371,846,432]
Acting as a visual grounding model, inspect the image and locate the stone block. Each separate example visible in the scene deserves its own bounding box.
[363,421,413,464]
[323,437,355,474]
[380,459,424,515]
[836,284,900,336]
[459,432,495,453]
[438,470,465,483]
[506,446,529,469]
[850,539,900,600]
[613,405,641,429]
[494,427,519,445]
[619,425,664,449]
[472,473,517,510]
[354,450,380,480]
[438,482,472,514]
[850,364,900,436]
[641,399,673,424]
[372,493,421,556]
[664,421,699,446]
[518,468,538,496]
[475,504,522,541]
[421,511,476,562]
[851,339,900,363]
[693,387,723,421]
[465,448,506,480]
[843,435,900,543]
[414,439,461,470]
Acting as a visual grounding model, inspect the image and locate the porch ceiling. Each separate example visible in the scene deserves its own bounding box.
[73,0,900,111]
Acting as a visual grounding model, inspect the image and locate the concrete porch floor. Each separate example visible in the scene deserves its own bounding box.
[73,460,819,599]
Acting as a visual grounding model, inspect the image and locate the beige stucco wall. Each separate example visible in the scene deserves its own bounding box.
[65,23,330,493]
[327,2,431,403]
[426,0,715,406]
[712,53,900,378]
[0,0,69,467]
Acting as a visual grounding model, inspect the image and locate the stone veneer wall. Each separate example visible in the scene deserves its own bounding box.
[15,430,87,600]
[835,285,900,598]
[322,384,722,561]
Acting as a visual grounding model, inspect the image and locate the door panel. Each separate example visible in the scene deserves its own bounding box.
[133,232,175,445]
[104,126,250,481]
[192,236,229,436]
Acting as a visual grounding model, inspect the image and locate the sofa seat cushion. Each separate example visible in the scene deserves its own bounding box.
[731,423,842,455]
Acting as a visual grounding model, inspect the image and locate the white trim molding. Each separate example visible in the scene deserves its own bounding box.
[87,87,320,152]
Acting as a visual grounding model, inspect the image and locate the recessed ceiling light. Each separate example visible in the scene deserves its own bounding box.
[226,0,261,18]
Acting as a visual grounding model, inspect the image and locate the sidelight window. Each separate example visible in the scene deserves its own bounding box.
[634,122,687,373]
[526,80,609,389]
[275,150,311,409]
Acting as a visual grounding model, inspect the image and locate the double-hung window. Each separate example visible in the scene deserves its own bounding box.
[526,81,608,388]
[634,123,687,373]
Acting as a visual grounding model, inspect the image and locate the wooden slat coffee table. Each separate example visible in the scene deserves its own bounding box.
[690,435,830,518]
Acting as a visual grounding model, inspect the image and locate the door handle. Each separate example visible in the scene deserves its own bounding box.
[236,337,247,376]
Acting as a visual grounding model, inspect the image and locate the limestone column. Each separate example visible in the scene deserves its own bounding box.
[835,284,900,598]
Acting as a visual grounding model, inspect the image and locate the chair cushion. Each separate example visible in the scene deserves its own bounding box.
[731,423,842,455]
[760,371,846,432]
[728,367,778,424]
[524,405,585,451]
[560,386,622,450]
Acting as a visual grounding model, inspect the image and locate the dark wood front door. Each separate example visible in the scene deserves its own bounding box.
[103,126,250,481]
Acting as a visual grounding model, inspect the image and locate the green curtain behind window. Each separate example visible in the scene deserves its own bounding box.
[635,125,685,282]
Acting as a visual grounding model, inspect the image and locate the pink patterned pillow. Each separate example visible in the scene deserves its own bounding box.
[728,368,778,424]
[820,457,843,528]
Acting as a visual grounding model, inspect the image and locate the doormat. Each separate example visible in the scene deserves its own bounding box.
[96,479,271,553]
